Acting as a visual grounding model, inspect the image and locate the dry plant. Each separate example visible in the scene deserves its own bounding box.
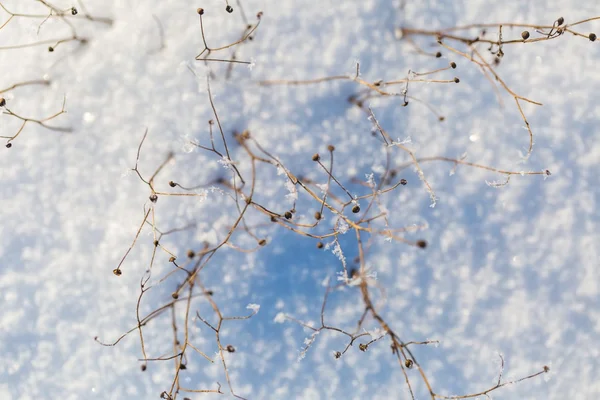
[15,4,585,400]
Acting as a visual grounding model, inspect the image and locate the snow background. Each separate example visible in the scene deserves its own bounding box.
[0,0,599,399]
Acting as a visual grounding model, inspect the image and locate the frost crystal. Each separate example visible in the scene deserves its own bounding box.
[218,157,235,170]
[336,217,349,234]
[246,303,260,313]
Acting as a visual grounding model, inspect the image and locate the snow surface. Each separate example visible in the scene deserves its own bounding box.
[0,0,599,399]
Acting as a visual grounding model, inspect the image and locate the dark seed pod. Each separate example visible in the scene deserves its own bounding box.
[6,143,12,149]
[314,211,322,220]
[450,61,457,69]
[226,344,235,353]
[197,8,204,15]
[71,7,78,15]
[187,250,195,258]
[48,46,55,52]
[416,240,427,249]
[405,359,414,368]
[113,268,122,276]
[352,205,360,213]
[557,17,564,25]
[327,144,335,152]
[0,97,5,107]
[312,153,320,161]
[400,178,407,185]
[169,181,176,187]
[172,292,179,299]
[258,239,267,246]
[149,194,158,203]
[453,77,460,83]
[435,51,442,58]
[284,211,292,220]
[521,31,530,40]
[226,5,233,13]
[589,33,597,42]
[316,242,324,249]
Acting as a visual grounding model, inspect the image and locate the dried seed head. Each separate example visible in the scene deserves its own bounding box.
[48,46,54,52]
[327,144,335,152]
[435,51,442,58]
[179,363,187,370]
[153,240,159,247]
[226,5,233,13]
[0,97,5,107]
[314,211,322,220]
[226,344,235,353]
[312,153,320,161]
[545,169,552,176]
[416,240,427,249]
[169,181,176,187]
[589,33,597,42]
[171,292,179,299]
[113,268,122,276]
[334,351,342,359]
[149,194,158,203]
[400,178,407,185]
[71,7,78,15]
[450,61,457,69]
[197,7,204,15]
[169,256,176,263]
[258,239,267,246]
[453,77,460,83]
[257,11,263,19]
[187,250,195,258]
[284,211,292,220]
[5,143,12,148]
[557,17,564,25]
[316,242,324,249]
[359,343,368,352]
[405,359,414,368]
[521,31,530,40]
[352,205,360,214]
[543,365,550,373]
[141,364,147,371]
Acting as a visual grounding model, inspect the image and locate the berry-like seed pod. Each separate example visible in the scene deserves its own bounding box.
[0,97,6,107]
[557,17,564,25]
[113,268,122,276]
[153,240,159,246]
[226,5,233,13]
[5,143,12,148]
[327,144,335,152]
[521,31,530,40]
[435,51,442,58]
[453,77,460,83]
[169,181,176,187]
[169,256,176,262]
[314,211,322,220]
[197,8,204,15]
[187,250,195,258]
[352,205,360,213]
[589,33,597,42]
[258,239,267,246]
[450,61,457,69]
[400,178,407,185]
[334,351,341,359]
[416,240,427,249]
[226,345,235,353]
[312,153,320,161]
[172,292,179,299]
[405,359,414,368]
[48,46,54,52]
[316,242,324,249]
[284,211,292,220]
[149,194,158,203]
